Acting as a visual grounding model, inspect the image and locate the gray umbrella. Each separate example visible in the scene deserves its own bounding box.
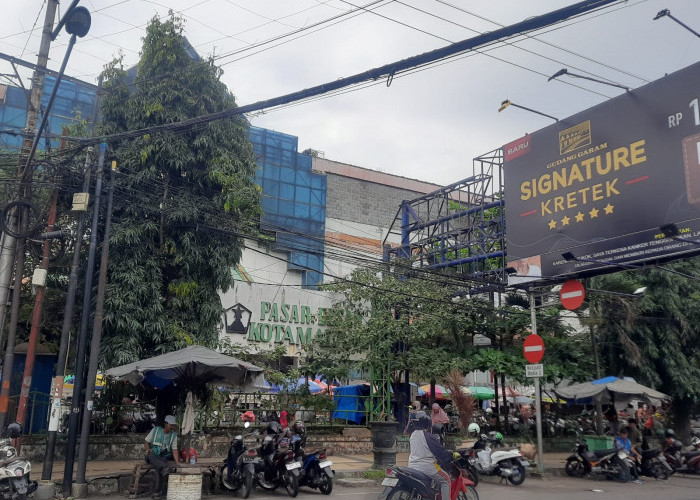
[555,376,668,405]
[105,345,265,391]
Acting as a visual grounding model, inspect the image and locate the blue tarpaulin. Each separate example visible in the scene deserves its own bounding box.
[332,384,369,424]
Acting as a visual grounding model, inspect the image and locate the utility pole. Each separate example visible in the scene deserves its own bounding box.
[42,149,92,480]
[75,161,116,496]
[0,0,58,358]
[63,143,105,496]
[15,189,59,449]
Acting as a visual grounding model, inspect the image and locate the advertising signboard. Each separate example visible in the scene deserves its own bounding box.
[504,62,700,283]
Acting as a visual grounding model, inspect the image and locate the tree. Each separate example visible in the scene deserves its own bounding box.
[99,13,260,366]
[592,257,700,441]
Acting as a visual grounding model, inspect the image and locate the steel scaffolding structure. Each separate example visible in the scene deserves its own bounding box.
[384,148,507,287]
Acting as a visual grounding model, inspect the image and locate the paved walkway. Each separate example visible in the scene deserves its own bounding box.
[35,451,573,483]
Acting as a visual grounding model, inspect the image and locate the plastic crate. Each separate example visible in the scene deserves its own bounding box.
[585,436,613,452]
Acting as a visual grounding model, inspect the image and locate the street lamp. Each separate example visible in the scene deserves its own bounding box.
[548,68,629,91]
[498,99,558,122]
[653,9,700,38]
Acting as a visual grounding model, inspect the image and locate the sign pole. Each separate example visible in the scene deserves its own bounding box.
[529,291,544,474]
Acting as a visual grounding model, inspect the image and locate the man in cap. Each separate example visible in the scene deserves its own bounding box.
[145,415,180,497]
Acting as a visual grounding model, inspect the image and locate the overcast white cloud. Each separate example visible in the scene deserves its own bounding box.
[1,0,698,186]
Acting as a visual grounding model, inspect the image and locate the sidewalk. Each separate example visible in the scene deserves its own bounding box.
[34,451,573,484]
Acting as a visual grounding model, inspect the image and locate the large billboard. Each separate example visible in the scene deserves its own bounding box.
[504,61,700,283]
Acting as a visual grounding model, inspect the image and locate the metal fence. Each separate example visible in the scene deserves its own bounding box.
[9,391,373,435]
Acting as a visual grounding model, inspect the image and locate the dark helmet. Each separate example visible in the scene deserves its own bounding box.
[266,421,283,435]
[664,428,675,438]
[6,422,21,439]
[292,420,305,435]
[413,411,431,430]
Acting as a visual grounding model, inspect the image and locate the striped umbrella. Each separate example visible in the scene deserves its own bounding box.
[419,384,451,400]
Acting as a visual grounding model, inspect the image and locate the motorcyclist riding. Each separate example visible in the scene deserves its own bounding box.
[407,411,457,500]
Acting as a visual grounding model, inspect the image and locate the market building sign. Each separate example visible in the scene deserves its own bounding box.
[220,281,336,354]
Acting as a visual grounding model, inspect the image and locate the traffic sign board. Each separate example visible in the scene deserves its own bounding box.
[526,364,543,378]
[560,279,585,310]
[523,334,545,363]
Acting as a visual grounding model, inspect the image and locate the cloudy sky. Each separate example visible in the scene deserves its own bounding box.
[1,0,698,186]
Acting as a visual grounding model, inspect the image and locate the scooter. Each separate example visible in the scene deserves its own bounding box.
[564,438,630,482]
[290,433,334,494]
[638,447,672,480]
[465,434,528,485]
[220,422,260,498]
[0,423,37,500]
[380,461,478,500]
[257,434,301,497]
[664,436,700,474]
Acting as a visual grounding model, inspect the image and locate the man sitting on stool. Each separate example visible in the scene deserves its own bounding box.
[145,415,180,497]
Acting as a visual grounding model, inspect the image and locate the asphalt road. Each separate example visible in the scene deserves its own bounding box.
[93,474,699,500]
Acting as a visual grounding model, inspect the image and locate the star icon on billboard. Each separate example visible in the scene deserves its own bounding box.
[548,219,557,229]
[575,212,585,222]
[561,215,571,226]
[589,207,599,218]
[604,203,614,214]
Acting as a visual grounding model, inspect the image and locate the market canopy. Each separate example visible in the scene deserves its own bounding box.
[555,376,668,405]
[462,386,495,400]
[420,384,451,400]
[105,345,264,391]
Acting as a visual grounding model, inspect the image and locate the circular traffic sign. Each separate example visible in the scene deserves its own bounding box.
[560,279,585,310]
[523,334,545,363]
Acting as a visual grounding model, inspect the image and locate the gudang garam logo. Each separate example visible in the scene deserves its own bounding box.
[560,120,592,155]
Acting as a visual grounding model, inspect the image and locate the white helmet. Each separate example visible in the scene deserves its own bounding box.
[467,423,480,436]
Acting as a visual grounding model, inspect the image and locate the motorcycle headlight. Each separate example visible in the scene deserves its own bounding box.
[14,467,23,477]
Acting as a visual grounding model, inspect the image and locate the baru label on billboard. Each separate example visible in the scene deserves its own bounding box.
[505,62,700,282]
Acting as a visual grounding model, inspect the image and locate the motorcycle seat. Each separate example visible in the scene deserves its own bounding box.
[682,450,700,459]
[641,449,660,459]
[395,466,433,486]
[594,448,616,457]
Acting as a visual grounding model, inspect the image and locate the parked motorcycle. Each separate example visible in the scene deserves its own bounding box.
[257,424,301,497]
[465,433,528,486]
[0,423,37,500]
[638,447,672,480]
[220,422,260,498]
[380,461,478,500]
[664,433,700,474]
[564,437,630,482]
[290,423,333,494]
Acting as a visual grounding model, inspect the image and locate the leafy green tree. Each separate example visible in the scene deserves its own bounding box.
[592,258,700,441]
[99,13,260,366]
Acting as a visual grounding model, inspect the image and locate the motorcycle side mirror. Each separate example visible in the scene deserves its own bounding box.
[244,422,250,429]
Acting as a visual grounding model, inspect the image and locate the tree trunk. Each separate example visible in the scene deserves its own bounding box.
[671,396,694,443]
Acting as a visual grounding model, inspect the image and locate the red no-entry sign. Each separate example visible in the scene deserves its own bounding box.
[523,334,545,364]
[560,279,585,310]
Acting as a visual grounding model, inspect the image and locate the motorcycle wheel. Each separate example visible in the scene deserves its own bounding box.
[318,472,333,495]
[220,471,238,492]
[507,463,526,486]
[387,489,412,500]
[650,463,669,481]
[565,458,586,477]
[284,473,299,497]
[240,473,253,498]
[457,485,479,500]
